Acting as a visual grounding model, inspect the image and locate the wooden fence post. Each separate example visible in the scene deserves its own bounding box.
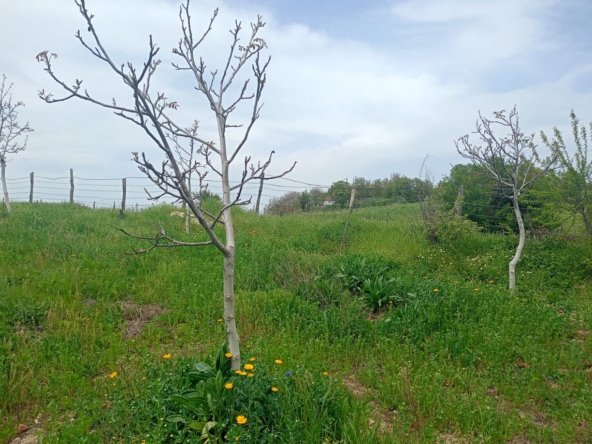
[255,172,265,214]
[120,178,127,219]
[69,169,74,204]
[29,172,34,203]
[340,188,357,254]
[456,185,463,216]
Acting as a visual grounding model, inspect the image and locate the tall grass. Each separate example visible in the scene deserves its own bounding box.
[0,202,591,443]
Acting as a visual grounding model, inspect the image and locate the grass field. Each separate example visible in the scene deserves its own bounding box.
[1,202,591,443]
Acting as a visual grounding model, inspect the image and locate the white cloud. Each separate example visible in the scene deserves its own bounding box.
[0,0,591,207]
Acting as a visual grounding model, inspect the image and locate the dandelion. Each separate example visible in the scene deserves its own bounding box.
[323,372,328,376]
[249,357,256,362]
[247,373,254,378]
[217,319,223,323]
[244,363,254,370]
[275,359,283,365]
[225,352,232,358]
[236,415,247,425]
[433,289,439,292]
[109,372,117,378]
[489,280,494,283]
[238,371,247,376]
[271,387,279,392]
[225,382,233,389]
[163,353,171,359]
[235,438,240,442]
[474,288,479,292]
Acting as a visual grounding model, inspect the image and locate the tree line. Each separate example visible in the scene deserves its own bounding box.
[264,174,433,215]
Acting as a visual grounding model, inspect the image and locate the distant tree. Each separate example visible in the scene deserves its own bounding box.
[456,107,558,292]
[541,110,592,235]
[265,191,300,215]
[328,180,351,208]
[351,176,371,199]
[37,0,295,370]
[0,75,33,212]
[439,164,514,231]
[308,187,326,207]
[299,190,310,211]
[383,173,432,203]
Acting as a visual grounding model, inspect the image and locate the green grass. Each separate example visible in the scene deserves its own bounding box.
[1,202,591,443]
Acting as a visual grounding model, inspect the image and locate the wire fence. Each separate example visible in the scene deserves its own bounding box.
[3,170,332,212]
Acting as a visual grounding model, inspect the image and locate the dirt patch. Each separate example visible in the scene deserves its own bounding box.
[437,433,473,443]
[119,301,169,339]
[505,437,532,444]
[9,427,44,444]
[342,375,396,436]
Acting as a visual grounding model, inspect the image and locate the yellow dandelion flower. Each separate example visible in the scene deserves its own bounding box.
[225,352,232,358]
[217,319,223,323]
[249,357,256,362]
[238,371,247,376]
[225,382,233,389]
[244,363,254,370]
[489,280,494,283]
[109,371,117,378]
[235,370,242,374]
[474,288,479,291]
[236,415,247,425]
[235,438,240,442]
[247,373,254,378]
[163,353,171,359]
[323,372,328,376]
[433,289,439,292]
[271,387,279,392]
[275,359,283,365]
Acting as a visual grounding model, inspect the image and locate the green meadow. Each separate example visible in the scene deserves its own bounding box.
[1,202,591,443]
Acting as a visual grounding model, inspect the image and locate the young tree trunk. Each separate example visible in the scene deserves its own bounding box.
[580,207,592,236]
[1,156,12,212]
[219,117,241,371]
[509,192,525,292]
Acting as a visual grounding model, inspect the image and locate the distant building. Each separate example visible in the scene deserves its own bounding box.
[323,196,334,206]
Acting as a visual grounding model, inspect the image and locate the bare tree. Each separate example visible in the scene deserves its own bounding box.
[455,106,557,292]
[0,75,33,212]
[541,110,592,235]
[37,0,295,370]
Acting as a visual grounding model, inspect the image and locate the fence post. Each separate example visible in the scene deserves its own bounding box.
[69,169,74,204]
[120,178,127,219]
[255,172,265,214]
[340,188,357,255]
[29,172,34,203]
[457,185,463,216]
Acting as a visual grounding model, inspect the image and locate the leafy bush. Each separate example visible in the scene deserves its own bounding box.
[168,344,359,443]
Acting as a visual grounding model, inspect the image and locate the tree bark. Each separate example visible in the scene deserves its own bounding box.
[580,206,592,236]
[509,192,525,292]
[218,114,241,371]
[1,156,11,212]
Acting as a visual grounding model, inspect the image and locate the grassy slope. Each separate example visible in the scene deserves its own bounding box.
[0,203,591,443]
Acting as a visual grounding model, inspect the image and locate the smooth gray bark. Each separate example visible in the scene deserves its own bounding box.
[1,156,11,212]
[509,191,525,292]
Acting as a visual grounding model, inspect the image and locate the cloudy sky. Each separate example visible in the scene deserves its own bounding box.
[1,0,592,206]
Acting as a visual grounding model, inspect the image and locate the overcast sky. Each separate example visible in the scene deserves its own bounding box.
[1,0,592,206]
